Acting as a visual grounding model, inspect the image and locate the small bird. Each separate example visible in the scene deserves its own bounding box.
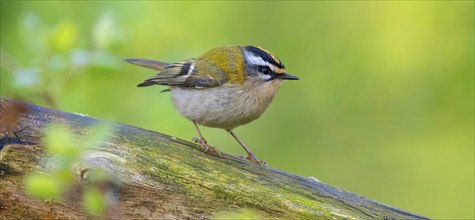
[125,45,298,164]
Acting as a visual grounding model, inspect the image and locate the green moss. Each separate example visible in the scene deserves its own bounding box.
[0,144,43,173]
[8,207,41,220]
[109,139,358,219]
[1,98,428,220]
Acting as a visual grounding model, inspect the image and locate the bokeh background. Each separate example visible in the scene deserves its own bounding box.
[1,1,473,219]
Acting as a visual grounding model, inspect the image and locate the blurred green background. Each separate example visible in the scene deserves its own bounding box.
[1,1,473,219]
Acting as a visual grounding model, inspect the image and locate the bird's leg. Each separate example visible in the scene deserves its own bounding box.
[192,121,209,150]
[192,121,221,157]
[227,130,266,165]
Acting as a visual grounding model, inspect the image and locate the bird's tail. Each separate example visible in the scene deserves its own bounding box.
[124,58,170,71]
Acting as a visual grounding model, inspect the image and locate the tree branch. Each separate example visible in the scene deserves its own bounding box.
[0,98,429,219]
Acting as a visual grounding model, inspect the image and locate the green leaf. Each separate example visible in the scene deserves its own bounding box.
[13,68,40,87]
[45,124,80,160]
[83,188,107,216]
[82,122,113,150]
[92,12,126,50]
[51,163,74,183]
[18,12,46,53]
[82,168,110,185]
[23,173,61,200]
[49,21,77,52]
[70,49,90,67]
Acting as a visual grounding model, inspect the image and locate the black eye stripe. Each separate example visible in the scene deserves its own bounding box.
[258,65,272,75]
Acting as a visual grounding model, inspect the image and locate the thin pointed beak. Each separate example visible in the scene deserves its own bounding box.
[278,73,299,80]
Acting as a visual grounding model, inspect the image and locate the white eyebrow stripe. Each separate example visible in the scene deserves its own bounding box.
[244,51,278,72]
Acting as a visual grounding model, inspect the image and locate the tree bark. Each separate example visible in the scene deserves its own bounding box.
[0,98,429,220]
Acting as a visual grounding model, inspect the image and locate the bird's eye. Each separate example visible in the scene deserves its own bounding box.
[259,66,271,75]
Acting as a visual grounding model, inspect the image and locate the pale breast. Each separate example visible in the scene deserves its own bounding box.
[171,80,283,130]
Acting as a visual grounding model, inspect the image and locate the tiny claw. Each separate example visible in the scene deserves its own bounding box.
[192,137,200,143]
[256,160,267,166]
[238,154,267,165]
[192,137,221,158]
[204,146,222,158]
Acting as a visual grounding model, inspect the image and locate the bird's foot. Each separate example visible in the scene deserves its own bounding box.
[192,137,222,158]
[238,154,267,166]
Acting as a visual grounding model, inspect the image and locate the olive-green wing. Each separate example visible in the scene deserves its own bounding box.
[128,58,228,88]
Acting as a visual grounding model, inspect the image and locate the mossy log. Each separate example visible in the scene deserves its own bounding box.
[0,98,429,220]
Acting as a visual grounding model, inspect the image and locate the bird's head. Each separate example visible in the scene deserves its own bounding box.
[243,46,299,83]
